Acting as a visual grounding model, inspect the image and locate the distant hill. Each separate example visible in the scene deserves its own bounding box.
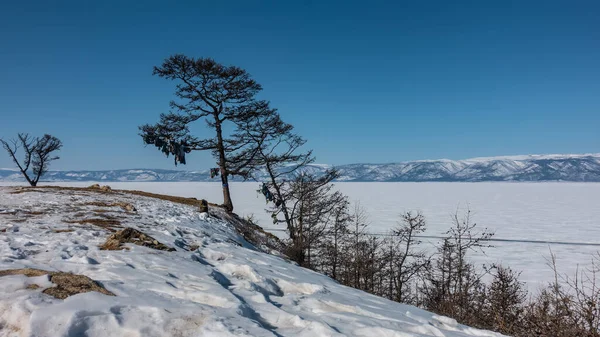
[1,153,600,182]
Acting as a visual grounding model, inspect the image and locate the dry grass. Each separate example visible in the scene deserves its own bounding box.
[79,201,136,212]
[4,185,284,253]
[8,188,54,195]
[0,208,48,226]
[5,219,27,223]
[0,268,115,299]
[53,228,75,233]
[7,185,218,208]
[8,185,211,207]
[0,268,49,277]
[100,227,175,251]
[100,239,121,250]
[123,190,207,206]
[26,284,40,289]
[93,212,124,220]
[79,201,114,207]
[65,218,122,231]
[9,185,113,197]
[44,272,114,299]
[0,209,44,216]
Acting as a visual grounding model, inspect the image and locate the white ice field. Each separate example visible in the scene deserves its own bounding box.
[3,181,599,292]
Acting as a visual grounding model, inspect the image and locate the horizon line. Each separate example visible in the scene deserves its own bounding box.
[2,152,600,172]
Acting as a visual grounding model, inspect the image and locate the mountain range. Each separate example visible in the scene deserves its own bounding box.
[1,153,599,183]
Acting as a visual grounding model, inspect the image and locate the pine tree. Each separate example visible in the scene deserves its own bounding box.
[140,55,273,211]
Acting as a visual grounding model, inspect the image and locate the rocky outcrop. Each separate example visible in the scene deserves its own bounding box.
[100,227,175,251]
[0,268,115,299]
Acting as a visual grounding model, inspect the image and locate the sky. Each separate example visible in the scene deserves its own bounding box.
[0,0,598,171]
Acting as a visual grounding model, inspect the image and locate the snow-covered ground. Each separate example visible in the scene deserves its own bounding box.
[3,181,597,293]
[0,186,503,337]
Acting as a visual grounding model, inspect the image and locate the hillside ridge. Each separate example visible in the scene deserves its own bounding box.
[2,153,599,182]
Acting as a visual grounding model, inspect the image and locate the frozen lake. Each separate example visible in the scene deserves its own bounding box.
[3,181,599,292]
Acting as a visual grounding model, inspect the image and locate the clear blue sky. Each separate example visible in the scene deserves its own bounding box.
[0,0,598,170]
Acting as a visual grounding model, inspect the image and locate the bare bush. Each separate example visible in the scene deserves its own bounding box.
[420,207,494,325]
[519,251,600,337]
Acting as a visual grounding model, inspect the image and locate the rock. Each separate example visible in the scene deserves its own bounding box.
[0,268,114,299]
[115,202,136,212]
[100,227,175,251]
[198,199,209,213]
[88,184,112,192]
[44,272,115,299]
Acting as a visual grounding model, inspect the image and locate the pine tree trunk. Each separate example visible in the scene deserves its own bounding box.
[215,116,233,212]
[220,166,232,212]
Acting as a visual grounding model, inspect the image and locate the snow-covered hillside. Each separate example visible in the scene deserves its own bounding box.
[0,186,504,337]
[335,153,600,182]
[2,153,599,183]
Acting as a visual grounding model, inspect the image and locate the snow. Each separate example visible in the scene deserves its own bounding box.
[462,153,600,162]
[414,153,600,163]
[5,181,597,293]
[0,186,504,337]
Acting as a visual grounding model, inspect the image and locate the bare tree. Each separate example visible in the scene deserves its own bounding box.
[0,133,62,187]
[140,55,274,211]
[388,211,430,303]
